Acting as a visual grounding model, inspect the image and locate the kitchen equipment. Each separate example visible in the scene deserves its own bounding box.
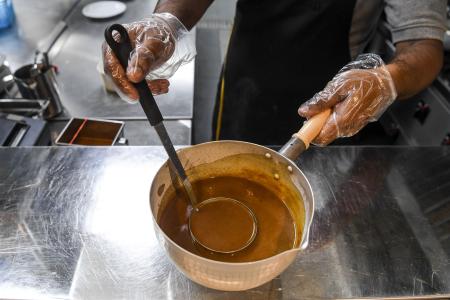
[150,110,328,290]
[0,116,25,146]
[13,63,62,119]
[189,197,258,253]
[0,113,49,146]
[0,54,13,95]
[55,118,125,146]
[105,24,259,254]
[82,1,126,19]
[0,99,49,117]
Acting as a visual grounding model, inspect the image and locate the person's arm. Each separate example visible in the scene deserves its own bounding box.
[298,41,443,146]
[297,53,398,145]
[154,0,214,30]
[384,0,446,100]
[387,39,443,100]
[298,0,447,145]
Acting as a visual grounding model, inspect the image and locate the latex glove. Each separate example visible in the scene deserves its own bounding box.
[298,54,397,146]
[102,13,195,102]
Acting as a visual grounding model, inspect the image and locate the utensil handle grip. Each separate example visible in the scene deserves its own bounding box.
[104,24,163,126]
[294,108,331,149]
[279,108,331,160]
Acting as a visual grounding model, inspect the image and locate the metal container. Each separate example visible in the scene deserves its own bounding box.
[13,63,62,119]
[150,141,314,291]
[0,99,49,117]
[55,118,125,146]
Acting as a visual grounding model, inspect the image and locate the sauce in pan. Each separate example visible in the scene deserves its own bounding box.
[158,176,299,263]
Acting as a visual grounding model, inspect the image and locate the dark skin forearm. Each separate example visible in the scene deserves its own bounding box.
[387,39,443,100]
[154,0,214,30]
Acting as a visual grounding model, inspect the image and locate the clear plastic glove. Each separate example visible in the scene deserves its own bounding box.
[102,13,196,102]
[298,54,397,146]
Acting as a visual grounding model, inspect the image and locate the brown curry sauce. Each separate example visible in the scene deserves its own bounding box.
[158,176,299,263]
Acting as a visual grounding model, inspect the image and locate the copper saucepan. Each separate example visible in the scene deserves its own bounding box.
[150,109,330,291]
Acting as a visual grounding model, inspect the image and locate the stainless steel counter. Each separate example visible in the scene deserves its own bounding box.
[0,146,449,299]
[0,0,79,69]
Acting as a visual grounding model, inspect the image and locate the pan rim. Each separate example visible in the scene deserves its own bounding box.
[149,140,315,266]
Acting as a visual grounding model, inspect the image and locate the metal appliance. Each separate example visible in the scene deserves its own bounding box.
[12,62,63,119]
[0,54,13,95]
[0,98,49,116]
[55,118,126,146]
[0,113,50,146]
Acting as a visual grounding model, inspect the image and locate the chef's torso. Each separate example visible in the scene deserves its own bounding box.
[215,0,365,144]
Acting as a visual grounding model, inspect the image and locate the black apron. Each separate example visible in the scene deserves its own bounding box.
[213,0,357,146]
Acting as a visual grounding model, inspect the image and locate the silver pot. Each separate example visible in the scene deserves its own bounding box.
[13,63,63,119]
[149,110,330,291]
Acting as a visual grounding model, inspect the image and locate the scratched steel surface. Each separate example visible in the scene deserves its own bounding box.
[0,146,449,299]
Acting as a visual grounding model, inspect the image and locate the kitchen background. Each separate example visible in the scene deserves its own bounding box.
[0,0,449,147]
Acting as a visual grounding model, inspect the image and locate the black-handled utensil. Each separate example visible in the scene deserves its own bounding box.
[104,24,198,206]
[105,24,260,254]
[104,24,163,126]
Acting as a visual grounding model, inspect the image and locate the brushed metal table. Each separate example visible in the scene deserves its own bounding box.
[0,146,449,299]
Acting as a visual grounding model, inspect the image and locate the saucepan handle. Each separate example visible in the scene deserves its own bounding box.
[104,24,163,126]
[279,109,331,160]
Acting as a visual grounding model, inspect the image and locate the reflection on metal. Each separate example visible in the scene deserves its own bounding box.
[0,146,449,299]
[0,0,79,69]
[387,169,450,288]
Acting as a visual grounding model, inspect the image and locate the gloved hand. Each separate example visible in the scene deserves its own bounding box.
[102,13,195,102]
[298,54,397,146]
